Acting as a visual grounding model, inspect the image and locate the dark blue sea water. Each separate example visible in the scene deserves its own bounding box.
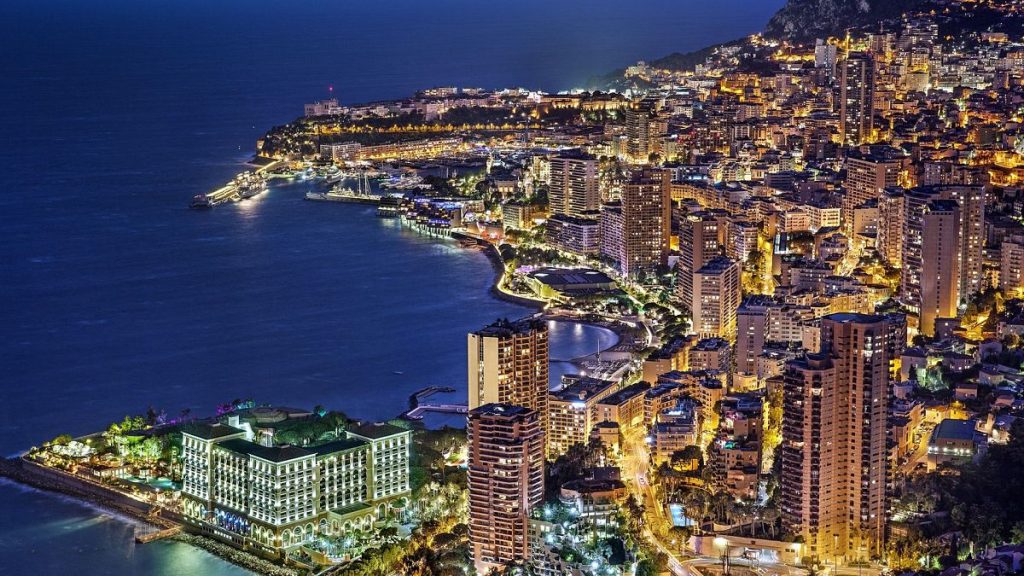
[0,0,782,572]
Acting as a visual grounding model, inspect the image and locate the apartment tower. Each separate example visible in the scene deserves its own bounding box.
[468,404,545,574]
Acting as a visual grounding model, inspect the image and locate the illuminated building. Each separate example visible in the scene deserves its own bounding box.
[545,213,601,256]
[547,376,618,458]
[691,257,741,340]
[688,337,732,372]
[675,211,725,309]
[876,188,904,266]
[650,399,700,465]
[902,186,984,335]
[1000,237,1024,295]
[945,185,986,299]
[781,314,904,563]
[599,201,624,269]
[840,53,875,145]
[468,404,545,574]
[614,169,672,278]
[467,317,550,439]
[736,296,775,376]
[926,418,978,470]
[548,152,599,217]
[920,200,962,337]
[625,96,665,162]
[843,146,906,236]
[594,383,651,430]
[502,202,536,230]
[181,419,410,550]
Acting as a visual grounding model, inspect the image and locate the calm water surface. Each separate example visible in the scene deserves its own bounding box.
[0,0,782,572]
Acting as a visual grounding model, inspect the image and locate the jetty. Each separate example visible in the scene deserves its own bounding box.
[400,386,466,420]
[402,403,468,420]
[135,524,182,543]
[192,159,285,208]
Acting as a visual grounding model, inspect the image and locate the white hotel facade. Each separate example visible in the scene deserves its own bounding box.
[180,420,410,551]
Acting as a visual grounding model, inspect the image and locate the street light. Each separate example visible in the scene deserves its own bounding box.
[715,536,730,575]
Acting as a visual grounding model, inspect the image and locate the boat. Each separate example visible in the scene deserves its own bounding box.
[236,172,268,199]
[324,166,344,183]
[307,171,381,203]
[305,190,348,202]
[190,194,213,209]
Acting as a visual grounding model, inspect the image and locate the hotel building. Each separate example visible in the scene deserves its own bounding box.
[180,419,410,552]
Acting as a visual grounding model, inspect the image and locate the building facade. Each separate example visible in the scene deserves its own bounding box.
[468,317,550,439]
[181,420,410,552]
[468,404,545,574]
[781,313,903,562]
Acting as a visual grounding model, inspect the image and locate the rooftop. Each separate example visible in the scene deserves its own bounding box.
[552,376,617,403]
[216,439,314,463]
[470,403,535,418]
[931,419,977,442]
[182,422,244,441]
[348,421,408,440]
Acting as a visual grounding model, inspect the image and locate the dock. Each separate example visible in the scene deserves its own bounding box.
[135,525,182,543]
[193,159,285,208]
[400,386,465,420]
[402,403,468,420]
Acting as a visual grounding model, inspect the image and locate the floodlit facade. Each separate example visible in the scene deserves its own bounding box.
[181,420,410,551]
[468,317,550,439]
[468,404,545,574]
[781,314,903,563]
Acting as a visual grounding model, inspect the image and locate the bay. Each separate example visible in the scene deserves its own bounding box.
[0,0,783,573]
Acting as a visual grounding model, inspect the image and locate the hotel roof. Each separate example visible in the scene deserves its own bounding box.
[182,422,245,441]
[216,439,313,463]
[348,422,408,439]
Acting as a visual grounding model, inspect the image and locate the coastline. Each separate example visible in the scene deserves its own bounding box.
[0,194,625,574]
[0,457,297,576]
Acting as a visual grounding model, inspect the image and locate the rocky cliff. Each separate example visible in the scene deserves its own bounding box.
[764,0,924,40]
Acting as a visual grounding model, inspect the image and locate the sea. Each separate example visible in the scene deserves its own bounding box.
[0,0,782,573]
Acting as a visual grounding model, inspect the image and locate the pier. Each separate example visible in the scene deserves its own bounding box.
[194,159,285,207]
[135,525,182,543]
[402,403,468,420]
[401,386,466,420]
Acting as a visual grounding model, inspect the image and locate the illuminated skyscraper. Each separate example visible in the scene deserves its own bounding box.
[468,404,545,574]
[616,169,671,278]
[691,256,741,341]
[781,313,903,563]
[675,211,724,309]
[919,199,961,337]
[843,146,905,235]
[548,152,599,217]
[468,318,550,436]
[840,53,875,145]
[625,96,665,162]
